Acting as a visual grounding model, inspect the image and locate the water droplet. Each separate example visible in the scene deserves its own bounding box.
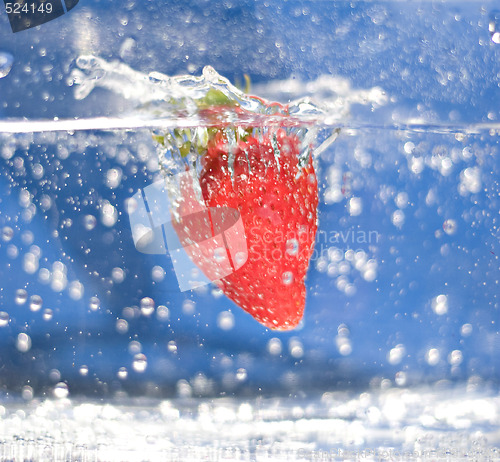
[282,271,294,285]
[132,353,148,373]
[267,338,282,355]
[1,226,14,242]
[106,168,122,188]
[140,297,155,316]
[151,265,165,282]
[236,368,247,381]
[0,312,9,327]
[182,299,195,314]
[461,323,473,337]
[117,367,128,379]
[42,309,53,321]
[448,350,463,366]
[289,338,304,358]
[217,311,235,330]
[83,215,97,231]
[234,251,247,266]
[116,319,129,334]
[157,305,169,321]
[443,219,457,235]
[391,209,405,228]
[426,348,440,366]
[459,167,481,195]
[213,247,226,263]
[128,340,142,354]
[348,197,363,216]
[489,10,500,43]
[15,289,28,305]
[432,294,448,315]
[53,382,69,399]
[111,267,125,283]
[21,385,33,401]
[388,344,406,365]
[0,52,13,79]
[101,201,118,227]
[167,340,177,353]
[68,281,84,300]
[89,296,100,311]
[286,238,299,256]
[79,365,89,376]
[29,294,43,312]
[16,333,31,353]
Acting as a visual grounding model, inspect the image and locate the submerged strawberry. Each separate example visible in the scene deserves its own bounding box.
[197,128,318,330]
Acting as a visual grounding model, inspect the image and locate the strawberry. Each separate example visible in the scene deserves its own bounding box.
[196,128,318,330]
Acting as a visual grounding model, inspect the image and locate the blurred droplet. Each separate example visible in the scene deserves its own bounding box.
[140,297,155,316]
[217,311,235,330]
[79,365,89,376]
[53,382,69,399]
[83,214,97,231]
[21,385,33,401]
[426,348,440,366]
[117,367,128,379]
[489,10,500,44]
[0,312,9,327]
[16,333,31,353]
[89,296,100,311]
[132,353,148,373]
[1,226,14,242]
[286,238,299,256]
[15,289,28,305]
[282,271,294,285]
[29,294,43,312]
[443,219,457,235]
[0,52,13,79]
[151,265,165,282]
[432,294,448,315]
[157,305,169,321]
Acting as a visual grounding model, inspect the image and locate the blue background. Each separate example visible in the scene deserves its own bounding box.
[0,1,499,397]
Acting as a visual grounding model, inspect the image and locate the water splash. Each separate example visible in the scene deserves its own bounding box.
[70,55,387,126]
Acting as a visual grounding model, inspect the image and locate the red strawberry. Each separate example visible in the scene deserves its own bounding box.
[196,128,318,330]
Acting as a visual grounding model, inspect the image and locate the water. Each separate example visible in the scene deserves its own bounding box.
[1,0,500,459]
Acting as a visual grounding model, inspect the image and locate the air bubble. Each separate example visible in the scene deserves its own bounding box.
[116,319,129,334]
[1,226,14,242]
[140,297,155,316]
[157,305,169,321]
[0,312,9,327]
[489,10,500,44]
[267,338,282,355]
[53,382,69,399]
[83,215,97,231]
[117,367,128,379]
[443,219,457,235]
[89,296,100,311]
[79,365,89,376]
[15,289,28,305]
[432,294,448,315]
[426,348,440,366]
[42,309,53,321]
[111,267,125,283]
[16,333,31,353]
[282,271,294,285]
[151,265,165,282]
[29,295,43,312]
[132,353,148,373]
[217,311,235,330]
[182,299,196,314]
[286,238,299,256]
[0,52,13,79]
